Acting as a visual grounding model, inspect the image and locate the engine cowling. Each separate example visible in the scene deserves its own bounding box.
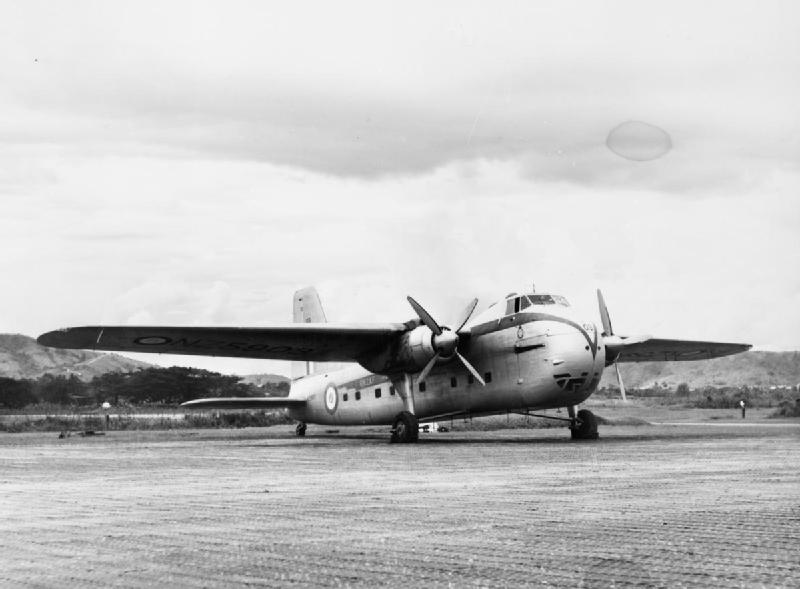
[358,295,485,387]
[359,325,436,375]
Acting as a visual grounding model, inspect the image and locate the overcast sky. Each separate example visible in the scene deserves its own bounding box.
[1,1,798,375]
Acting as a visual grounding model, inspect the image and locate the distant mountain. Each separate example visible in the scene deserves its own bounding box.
[601,351,800,389]
[0,333,152,381]
[240,373,291,386]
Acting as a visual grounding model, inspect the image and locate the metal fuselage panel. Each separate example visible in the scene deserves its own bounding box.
[288,307,606,426]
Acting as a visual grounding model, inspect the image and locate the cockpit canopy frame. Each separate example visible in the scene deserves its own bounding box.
[505,293,569,315]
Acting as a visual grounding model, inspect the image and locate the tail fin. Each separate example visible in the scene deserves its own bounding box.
[291,287,327,380]
[293,286,327,324]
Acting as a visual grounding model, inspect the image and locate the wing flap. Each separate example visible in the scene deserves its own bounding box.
[612,337,751,363]
[181,397,306,410]
[37,323,407,362]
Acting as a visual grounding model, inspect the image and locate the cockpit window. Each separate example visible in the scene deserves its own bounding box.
[505,293,570,315]
[525,294,570,307]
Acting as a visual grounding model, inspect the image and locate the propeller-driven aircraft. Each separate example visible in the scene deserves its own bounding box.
[37,287,751,442]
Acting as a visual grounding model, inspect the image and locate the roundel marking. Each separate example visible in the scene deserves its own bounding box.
[517,326,525,340]
[135,336,172,345]
[324,384,338,414]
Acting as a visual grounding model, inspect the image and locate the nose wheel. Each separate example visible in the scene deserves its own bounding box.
[295,422,307,437]
[569,408,598,440]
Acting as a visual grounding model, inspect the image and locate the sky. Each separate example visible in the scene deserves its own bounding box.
[1,0,798,376]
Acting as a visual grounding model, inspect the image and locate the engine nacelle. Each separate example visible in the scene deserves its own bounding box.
[359,325,436,375]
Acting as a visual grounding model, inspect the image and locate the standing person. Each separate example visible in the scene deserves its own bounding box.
[740,399,746,419]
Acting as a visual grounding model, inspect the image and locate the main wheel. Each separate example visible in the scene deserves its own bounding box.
[295,422,307,437]
[570,409,599,440]
[390,411,419,444]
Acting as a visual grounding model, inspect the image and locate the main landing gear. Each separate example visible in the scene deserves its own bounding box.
[390,411,419,444]
[568,407,598,440]
[295,422,307,437]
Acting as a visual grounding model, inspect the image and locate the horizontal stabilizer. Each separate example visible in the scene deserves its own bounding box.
[181,397,306,410]
[607,336,751,363]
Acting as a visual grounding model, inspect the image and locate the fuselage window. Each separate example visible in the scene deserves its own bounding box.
[355,391,361,401]
[484,372,492,384]
[343,393,348,402]
[450,376,457,388]
[419,382,427,392]
[375,388,381,399]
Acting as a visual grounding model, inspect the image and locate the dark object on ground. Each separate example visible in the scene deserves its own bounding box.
[57,430,106,438]
[571,409,599,440]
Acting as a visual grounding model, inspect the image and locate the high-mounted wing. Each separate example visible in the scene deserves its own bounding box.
[37,323,407,362]
[181,397,306,410]
[608,337,751,363]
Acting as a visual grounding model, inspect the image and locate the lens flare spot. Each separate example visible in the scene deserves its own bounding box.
[606,121,672,161]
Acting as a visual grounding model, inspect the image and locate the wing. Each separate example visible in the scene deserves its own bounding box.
[37,323,407,362]
[608,337,751,362]
[181,397,306,410]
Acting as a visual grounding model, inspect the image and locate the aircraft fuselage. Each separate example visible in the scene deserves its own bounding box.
[288,307,606,425]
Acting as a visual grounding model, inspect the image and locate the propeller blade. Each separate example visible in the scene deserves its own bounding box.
[417,352,439,384]
[614,362,627,402]
[456,351,485,386]
[597,289,614,336]
[407,296,442,335]
[453,298,478,333]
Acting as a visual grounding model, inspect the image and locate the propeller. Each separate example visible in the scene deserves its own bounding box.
[598,289,627,402]
[407,296,485,386]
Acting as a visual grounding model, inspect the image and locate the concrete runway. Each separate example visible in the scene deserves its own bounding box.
[1,423,798,587]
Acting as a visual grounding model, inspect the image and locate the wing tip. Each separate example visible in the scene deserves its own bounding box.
[36,328,68,348]
[37,327,97,349]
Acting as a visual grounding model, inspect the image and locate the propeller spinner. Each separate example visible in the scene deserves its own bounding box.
[406,296,485,386]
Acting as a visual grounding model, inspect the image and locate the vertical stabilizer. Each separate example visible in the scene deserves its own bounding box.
[291,287,327,380]
[293,286,327,324]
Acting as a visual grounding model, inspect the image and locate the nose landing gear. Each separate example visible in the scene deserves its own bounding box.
[295,422,307,437]
[568,407,598,440]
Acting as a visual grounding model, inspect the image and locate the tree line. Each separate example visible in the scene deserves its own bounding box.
[0,367,289,409]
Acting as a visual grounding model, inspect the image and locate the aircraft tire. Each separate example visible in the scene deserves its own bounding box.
[296,422,307,437]
[390,411,419,444]
[570,409,599,440]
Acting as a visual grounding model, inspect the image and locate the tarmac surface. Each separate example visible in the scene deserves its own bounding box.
[1,422,799,588]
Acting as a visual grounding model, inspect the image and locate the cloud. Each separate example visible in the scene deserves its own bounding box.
[2,1,797,185]
[0,1,798,376]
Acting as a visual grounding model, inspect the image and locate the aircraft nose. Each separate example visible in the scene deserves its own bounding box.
[548,325,599,394]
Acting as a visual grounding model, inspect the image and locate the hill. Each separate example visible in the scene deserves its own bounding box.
[600,351,800,389]
[240,373,291,387]
[0,334,152,381]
